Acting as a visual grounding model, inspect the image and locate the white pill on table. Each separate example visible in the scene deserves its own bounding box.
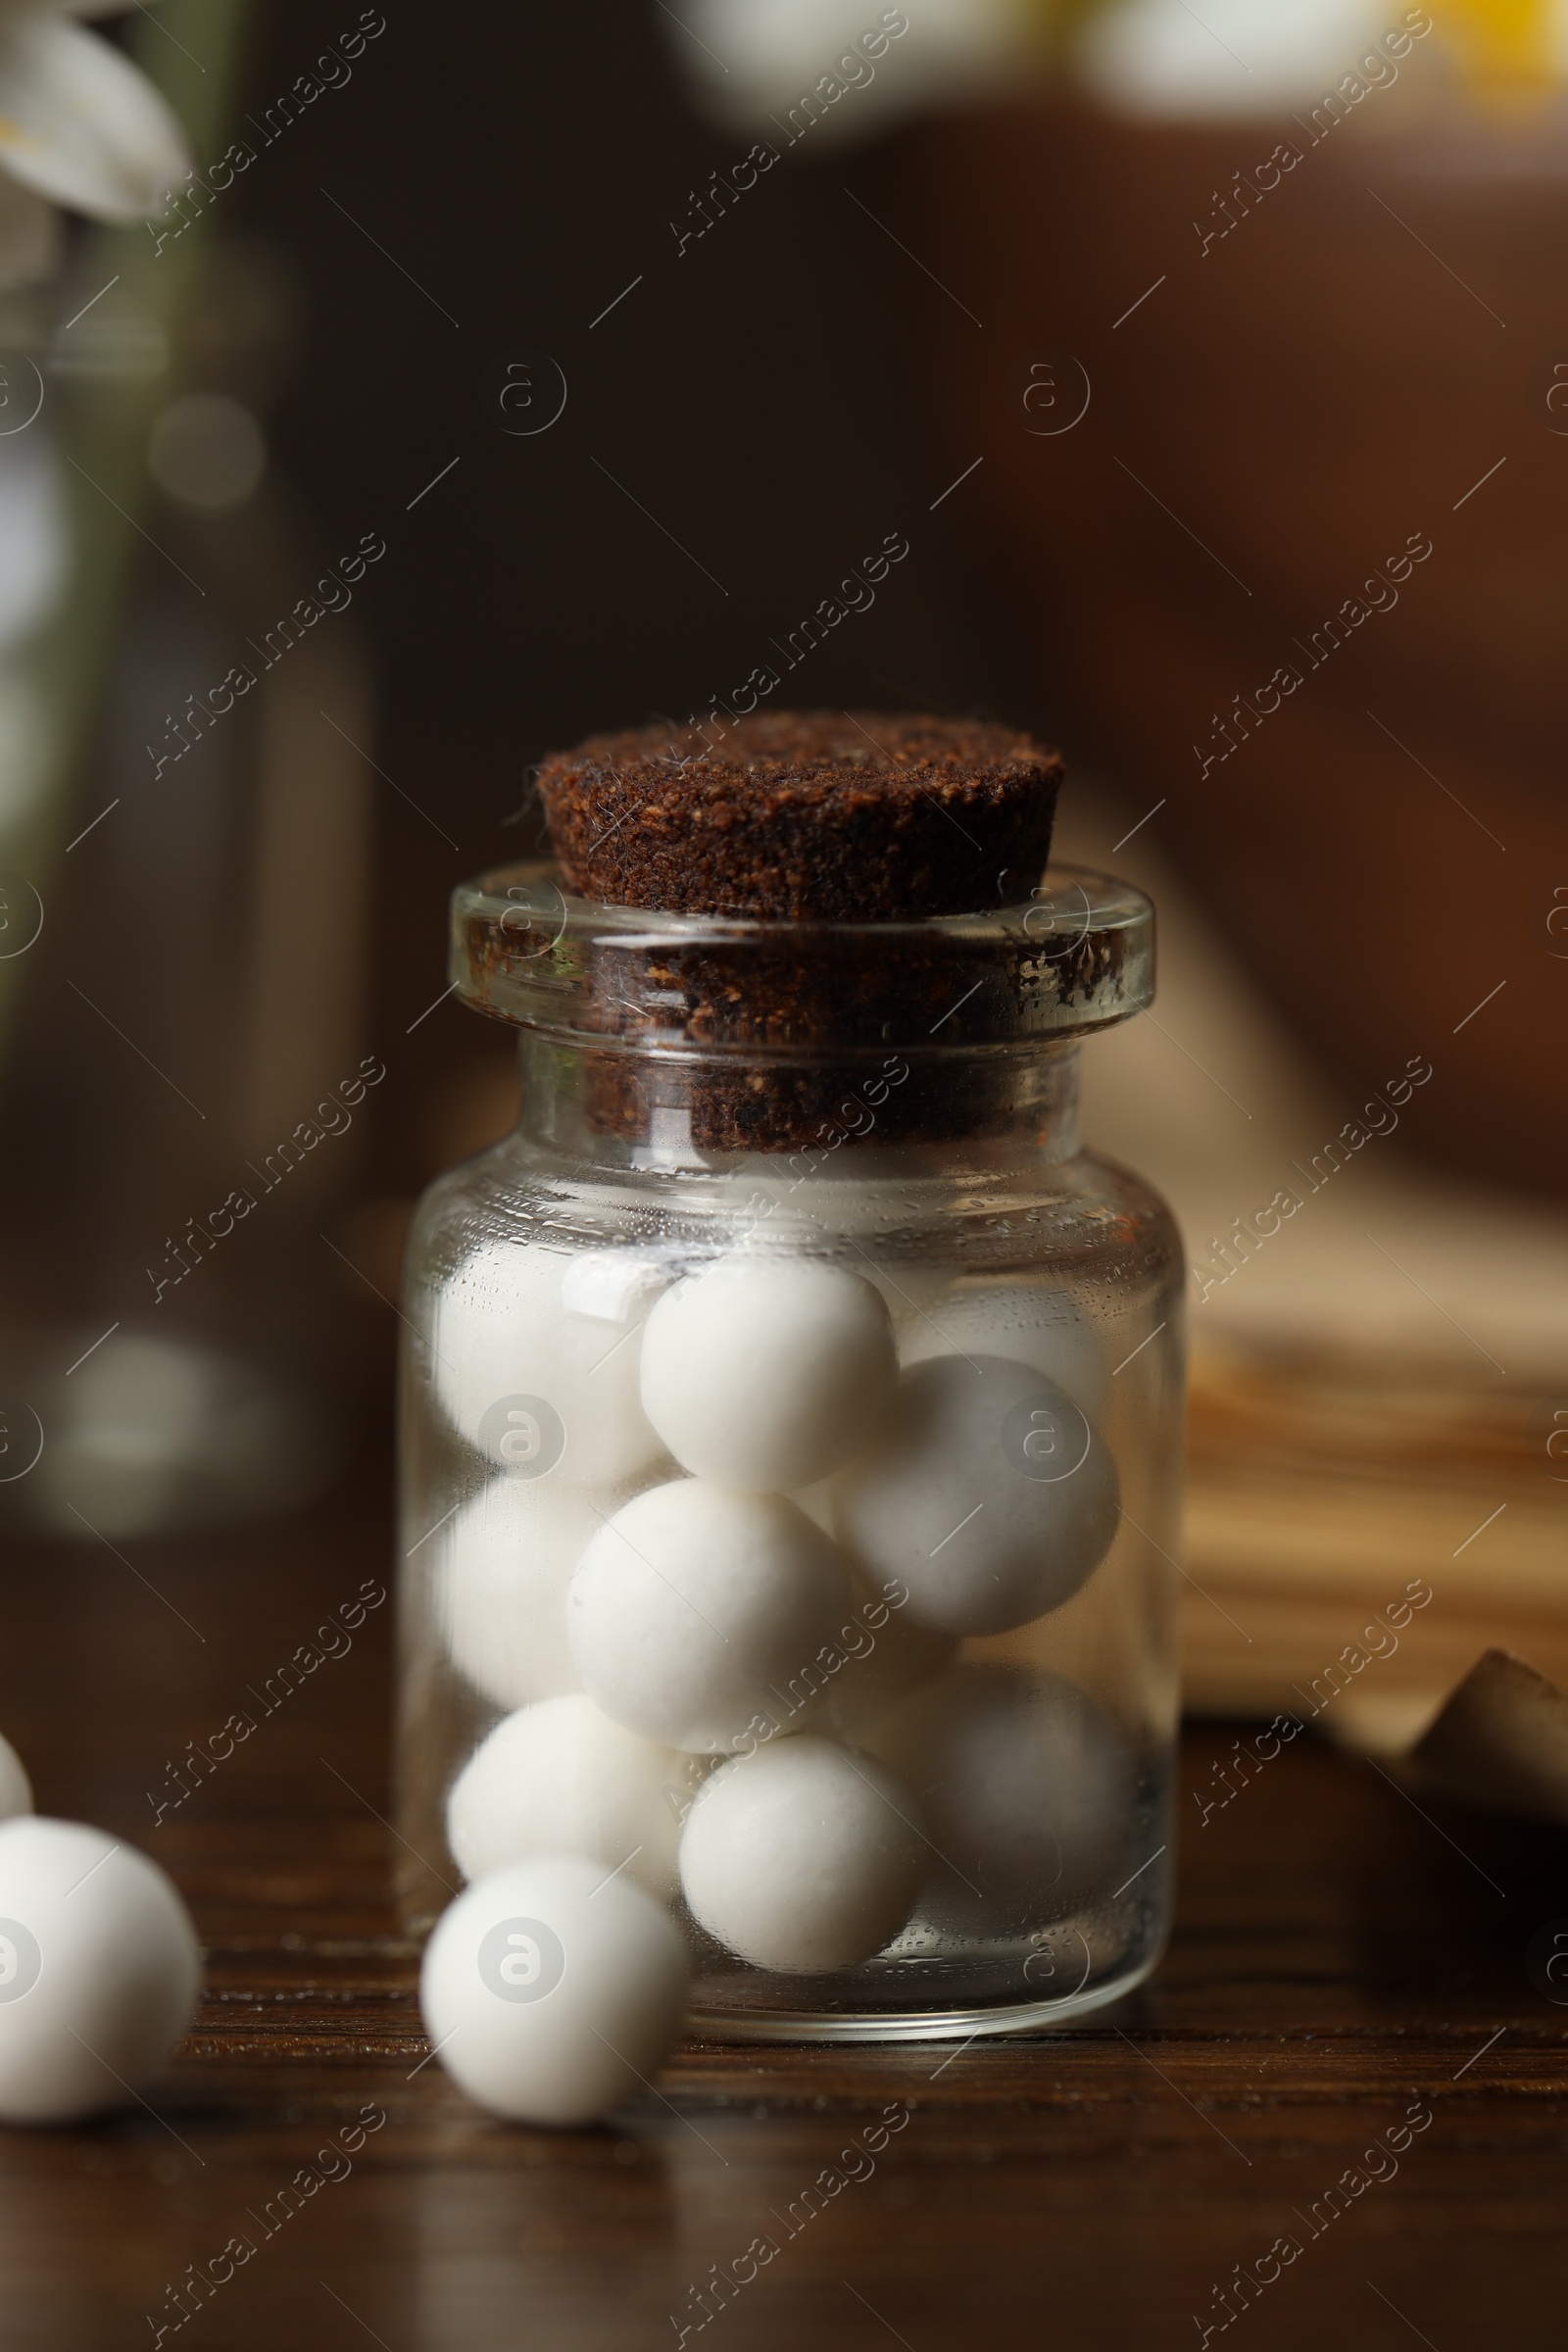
[433,1479,611,1709]
[446,1694,687,1899]
[0,1735,32,1821]
[864,1665,1135,1936]
[832,1352,1120,1636]
[432,1241,667,1488]
[901,1282,1110,1421]
[420,1854,687,2127]
[679,1735,925,1974]
[0,1819,200,2124]
[639,1253,897,1492]
[568,1480,853,1753]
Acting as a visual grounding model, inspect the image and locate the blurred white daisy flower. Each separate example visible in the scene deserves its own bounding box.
[0,0,189,288]
[670,0,1031,139]
[1074,0,1401,119]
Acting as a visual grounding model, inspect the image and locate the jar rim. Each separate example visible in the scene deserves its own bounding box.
[450,860,1153,1057]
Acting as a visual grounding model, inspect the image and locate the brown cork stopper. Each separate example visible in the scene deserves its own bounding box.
[534,710,1063,921]
[530,710,1066,1152]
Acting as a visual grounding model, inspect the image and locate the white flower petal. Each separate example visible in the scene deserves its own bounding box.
[676,0,1026,135]
[0,164,59,285]
[1075,0,1390,119]
[0,11,188,220]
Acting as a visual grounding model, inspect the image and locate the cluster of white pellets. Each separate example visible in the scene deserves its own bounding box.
[0,1733,201,2126]
[421,1242,1133,2126]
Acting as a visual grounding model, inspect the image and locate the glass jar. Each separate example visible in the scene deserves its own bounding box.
[396,861,1184,2041]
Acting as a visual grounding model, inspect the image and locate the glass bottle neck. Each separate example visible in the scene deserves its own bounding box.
[513,1033,1084,1179]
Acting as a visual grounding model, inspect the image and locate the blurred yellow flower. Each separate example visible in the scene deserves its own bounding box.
[1434,0,1562,84]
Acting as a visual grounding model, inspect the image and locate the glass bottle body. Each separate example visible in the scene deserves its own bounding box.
[397,954,1184,2040]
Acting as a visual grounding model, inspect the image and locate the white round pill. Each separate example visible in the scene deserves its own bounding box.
[640,1253,897,1492]
[432,1241,667,1488]
[679,1735,924,1974]
[568,1480,854,1753]
[0,1819,200,2124]
[434,1478,611,1708]
[420,1853,687,2127]
[902,1282,1109,1421]
[833,1352,1120,1636]
[0,1735,32,1821]
[864,1666,1135,1936]
[446,1695,686,1899]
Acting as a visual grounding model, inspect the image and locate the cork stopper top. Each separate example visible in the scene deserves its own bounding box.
[534,710,1064,921]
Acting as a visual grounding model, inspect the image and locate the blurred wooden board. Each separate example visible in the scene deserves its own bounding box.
[1182,1340,1568,1741]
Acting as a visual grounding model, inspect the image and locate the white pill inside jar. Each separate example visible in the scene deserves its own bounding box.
[864,1665,1136,1937]
[0,1819,201,2124]
[445,1694,688,1899]
[432,1241,668,1488]
[901,1281,1110,1422]
[567,1480,853,1752]
[678,1735,925,1974]
[433,1478,615,1709]
[639,1253,897,1492]
[832,1352,1120,1636]
[420,1854,688,2128]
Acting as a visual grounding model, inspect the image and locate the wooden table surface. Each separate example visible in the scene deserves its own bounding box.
[4,1464,1563,2350]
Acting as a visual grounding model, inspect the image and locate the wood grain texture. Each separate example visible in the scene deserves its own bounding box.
[1182,1345,1568,1724]
[1,1463,1563,2349]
